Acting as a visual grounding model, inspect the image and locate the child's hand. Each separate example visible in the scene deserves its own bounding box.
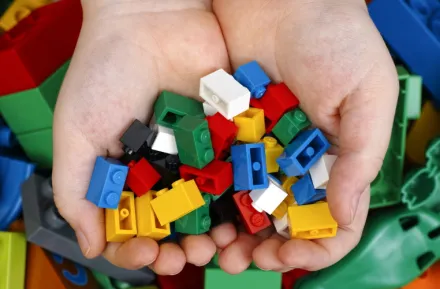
[52,0,229,274]
[211,0,398,273]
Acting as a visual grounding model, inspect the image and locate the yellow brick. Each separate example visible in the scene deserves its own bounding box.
[272,200,288,219]
[287,202,337,239]
[262,136,283,173]
[0,232,26,289]
[406,101,440,165]
[281,176,298,205]
[136,191,170,240]
[150,179,205,226]
[106,191,137,242]
[233,108,265,143]
[0,0,50,31]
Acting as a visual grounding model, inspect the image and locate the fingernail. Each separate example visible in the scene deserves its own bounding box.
[76,230,90,257]
[350,195,361,224]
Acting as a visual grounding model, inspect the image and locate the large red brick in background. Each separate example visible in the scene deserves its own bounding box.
[157,263,204,289]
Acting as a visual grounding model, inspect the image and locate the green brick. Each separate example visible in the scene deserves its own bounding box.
[176,193,212,234]
[174,115,214,169]
[205,262,281,289]
[154,91,204,129]
[17,127,53,168]
[272,108,311,146]
[0,60,70,135]
[0,232,26,289]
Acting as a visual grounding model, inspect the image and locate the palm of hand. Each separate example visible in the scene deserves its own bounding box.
[53,0,398,275]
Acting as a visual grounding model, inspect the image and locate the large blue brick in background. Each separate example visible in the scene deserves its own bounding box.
[292,174,326,205]
[277,128,330,177]
[86,156,128,209]
[233,61,270,99]
[0,155,35,230]
[231,143,269,191]
[368,0,440,106]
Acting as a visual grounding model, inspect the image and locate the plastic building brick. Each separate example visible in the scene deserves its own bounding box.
[272,108,311,146]
[206,112,238,160]
[0,154,34,230]
[203,101,217,117]
[281,176,298,205]
[106,191,137,242]
[406,101,440,165]
[21,174,155,284]
[8,219,25,232]
[233,107,265,143]
[273,213,290,239]
[262,136,283,173]
[0,0,49,31]
[154,91,205,129]
[179,160,233,196]
[287,202,337,239]
[370,72,409,208]
[26,244,99,289]
[294,206,440,289]
[176,193,212,235]
[309,154,337,189]
[136,190,170,240]
[120,119,155,155]
[205,260,281,289]
[174,115,214,169]
[0,123,17,147]
[0,0,81,96]
[164,154,181,174]
[0,232,26,289]
[282,269,310,289]
[272,200,288,219]
[210,187,239,228]
[402,262,440,289]
[291,174,326,205]
[277,128,330,177]
[233,61,271,99]
[16,127,52,167]
[150,124,178,155]
[233,190,271,234]
[86,156,128,209]
[402,139,440,212]
[250,177,287,214]
[126,158,161,197]
[231,143,269,191]
[157,263,204,289]
[199,68,251,119]
[0,59,69,134]
[398,66,422,120]
[368,0,440,106]
[251,83,300,132]
[151,179,205,226]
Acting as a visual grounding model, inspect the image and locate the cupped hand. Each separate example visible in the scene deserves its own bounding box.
[52,0,230,275]
[212,0,399,273]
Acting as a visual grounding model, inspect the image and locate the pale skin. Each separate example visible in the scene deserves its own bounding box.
[52,0,398,275]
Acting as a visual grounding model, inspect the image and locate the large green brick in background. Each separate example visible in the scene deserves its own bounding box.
[295,206,440,289]
[205,255,281,289]
[154,90,205,129]
[272,108,311,146]
[17,128,53,168]
[369,66,421,209]
[0,60,70,135]
[176,193,212,235]
[174,115,214,169]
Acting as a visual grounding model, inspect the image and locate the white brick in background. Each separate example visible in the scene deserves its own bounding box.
[200,69,250,120]
[250,178,287,215]
[203,102,217,117]
[309,154,337,189]
[274,214,289,239]
[150,124,178,155]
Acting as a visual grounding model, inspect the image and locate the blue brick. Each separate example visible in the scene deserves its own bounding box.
[233,61,271,99]
[277,128,330,176]
[368,0,440,106]
[86,156,128,209]
[291,174,326,205]
[0,155,35,230]
[0,122,17,148]
[231,143,269,191]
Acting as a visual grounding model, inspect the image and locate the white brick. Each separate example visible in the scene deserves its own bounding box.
[203,101,217,117]
[151,124,178,155]
[309,154,337,189]
[274,214,289,239]
[250,178,287,214]
[200,69,250,119]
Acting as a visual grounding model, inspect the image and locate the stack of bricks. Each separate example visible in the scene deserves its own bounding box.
[85,60,338,243]
[0,0,82,168]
